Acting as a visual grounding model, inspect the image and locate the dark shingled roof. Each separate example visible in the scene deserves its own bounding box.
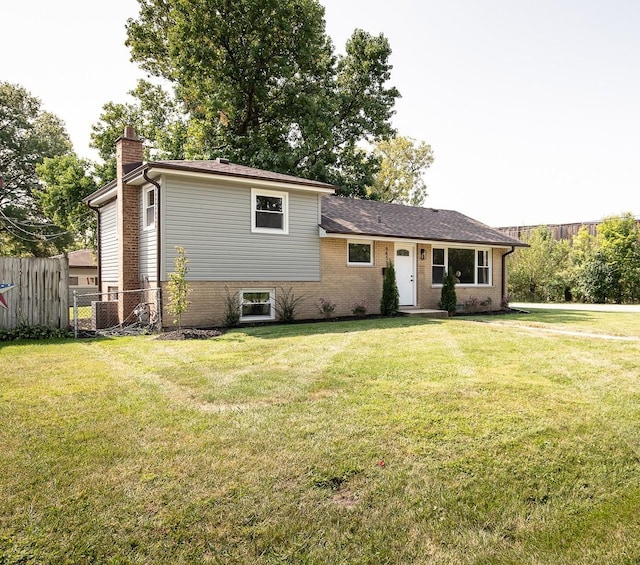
[320,196,526,247]
[145,159,336,191]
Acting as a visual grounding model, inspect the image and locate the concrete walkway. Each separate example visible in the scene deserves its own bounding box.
[510,302,640,313]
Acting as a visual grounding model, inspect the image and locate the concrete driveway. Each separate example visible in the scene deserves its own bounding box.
[510,302,640,313]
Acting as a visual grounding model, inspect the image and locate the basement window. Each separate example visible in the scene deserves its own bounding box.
[240,289,275,322]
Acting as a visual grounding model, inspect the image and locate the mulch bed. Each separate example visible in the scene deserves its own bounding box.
[155,328,225,340]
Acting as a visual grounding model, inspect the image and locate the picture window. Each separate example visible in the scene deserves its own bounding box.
[348,241,373,266]
[432,247,492,286]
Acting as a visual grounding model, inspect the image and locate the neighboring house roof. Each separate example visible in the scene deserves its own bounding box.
[320,196,527,247]
[53,249,97,268]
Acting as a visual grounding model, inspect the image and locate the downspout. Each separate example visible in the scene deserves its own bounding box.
[143,170,162,319]
[501,246,516,305]
[87,202,102,292]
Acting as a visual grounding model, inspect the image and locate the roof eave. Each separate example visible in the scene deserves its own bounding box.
[142,162,336,193]
[320,227,528,247]
[84,181,117,207]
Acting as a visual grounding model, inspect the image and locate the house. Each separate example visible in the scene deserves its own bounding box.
[51,248,98,304]
[66,249,98,298]
[85,127,526,327]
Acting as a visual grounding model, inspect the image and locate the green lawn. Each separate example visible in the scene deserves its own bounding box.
[1,313,640,564]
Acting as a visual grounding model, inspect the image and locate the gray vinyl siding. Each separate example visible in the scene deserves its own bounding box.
[100,201,118,283]
[139,186,157,280]
[162,176,321,281]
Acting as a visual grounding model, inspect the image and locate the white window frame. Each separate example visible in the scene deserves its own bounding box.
[239,288,276,322]
[347,240,374,266]
[143,186,156,230]
[431,246,493,287]
[251,188,289,234]
[477,249,490,285]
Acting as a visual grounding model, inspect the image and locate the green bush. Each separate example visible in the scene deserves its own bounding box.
[0,324,72,341]
[351,300,367,317]
[438,270,457,315]
[317,298,336,319]
[223,287,241,327]
[380,260,399,316]
[275,287,306,323]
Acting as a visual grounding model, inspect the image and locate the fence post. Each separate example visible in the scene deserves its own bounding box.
[73,290,78,339]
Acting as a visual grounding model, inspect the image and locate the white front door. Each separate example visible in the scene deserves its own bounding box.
[395,244,415,306]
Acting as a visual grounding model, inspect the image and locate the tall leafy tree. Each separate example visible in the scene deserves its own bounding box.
[0,82,73,255]
[91,80,188,184]
[590,213,640,303]
[109,0,399,195]
[508,226,570,302]
[508,214,640,304]
[35,154,98,249]
[367,136,434,205]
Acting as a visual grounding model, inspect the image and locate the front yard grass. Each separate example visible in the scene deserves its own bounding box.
[1,313,640,564]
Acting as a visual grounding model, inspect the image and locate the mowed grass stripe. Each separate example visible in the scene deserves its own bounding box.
[1,313,639,563]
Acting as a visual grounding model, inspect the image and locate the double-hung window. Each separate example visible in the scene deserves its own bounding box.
[144,187,156,229]
[432,247,492,286]
[477,250,490,284]
[432,248,445,284]
[251,188,288,234]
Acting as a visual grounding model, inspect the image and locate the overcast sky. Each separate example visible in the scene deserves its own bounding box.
[3,0,639,227]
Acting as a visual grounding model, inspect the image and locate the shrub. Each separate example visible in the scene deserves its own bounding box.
[463,296,492,313]
[0,324,72,341]
[438,270,457,315]
[351,300,367,317]
[275,287,306,323]
[223,287,241,327]
[463,296,480,312]
[380,260,399,316]
[317,298,336,319]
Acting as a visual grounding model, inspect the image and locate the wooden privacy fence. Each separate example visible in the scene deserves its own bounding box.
[0,257,69,330]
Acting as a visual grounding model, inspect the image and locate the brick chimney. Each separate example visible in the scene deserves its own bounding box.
[116,126,144,322]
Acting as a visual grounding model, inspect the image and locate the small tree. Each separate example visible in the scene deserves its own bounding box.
[167,246,191,329]
[380,260,399,316]
[439,270,457,315]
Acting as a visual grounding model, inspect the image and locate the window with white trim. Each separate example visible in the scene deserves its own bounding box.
[240,289,275,321]
[432,248,445,284]
[251,188,288,234]
[432,247,492,286]
[347,240,373,266]
[144,186,156,229]
[477,250,490,284]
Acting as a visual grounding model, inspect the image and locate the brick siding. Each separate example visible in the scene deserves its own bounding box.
[160,239,509,328]
[116,131,144,321]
